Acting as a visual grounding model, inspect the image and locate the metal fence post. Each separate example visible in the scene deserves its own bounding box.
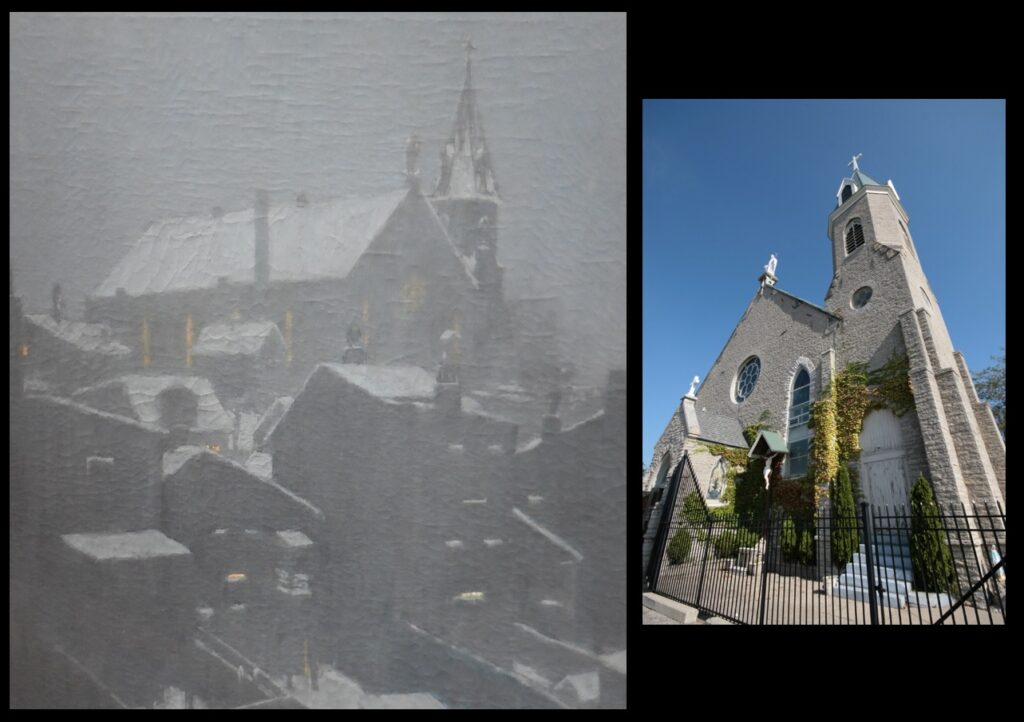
[695,516,713,612]
[757,506,772,625]
[861,502,879,625]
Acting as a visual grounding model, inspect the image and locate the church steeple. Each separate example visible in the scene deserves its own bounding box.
[434,39,498,200]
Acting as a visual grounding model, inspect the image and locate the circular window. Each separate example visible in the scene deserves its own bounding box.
[851,286,873,309]
[735,357,761,403]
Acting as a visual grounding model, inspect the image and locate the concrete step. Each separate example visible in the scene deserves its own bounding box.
[834,583,906,608]
[642,592,698,624]
[851,551,912,570]
[844,559,914,582]
[838,570,911,596]
[859,543,911,558]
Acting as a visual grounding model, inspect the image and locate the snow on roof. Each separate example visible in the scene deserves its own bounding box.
[26,393,167,434]
[253,396,293,448]
[244,451,273,481]
[25,315,131,356]
[275,530,313,548]
[94,190,408,298]
[319,363,437,401]
[193,320,285,357]
[73,374,234,433]
[62,530,191,561]
[163,445,205,477]
[512,508,584,562]
[516,437,543,454]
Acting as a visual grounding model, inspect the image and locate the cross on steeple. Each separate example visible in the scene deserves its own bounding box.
[848,153,863,172]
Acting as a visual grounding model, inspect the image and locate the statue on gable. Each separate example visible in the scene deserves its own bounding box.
[765,254,778,278]
[343,320,366,364]
[687,375,700,397]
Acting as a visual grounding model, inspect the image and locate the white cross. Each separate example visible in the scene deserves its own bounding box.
[848,153,862,172]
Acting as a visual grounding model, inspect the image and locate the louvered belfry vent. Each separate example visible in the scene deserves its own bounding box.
[845,221,865,254]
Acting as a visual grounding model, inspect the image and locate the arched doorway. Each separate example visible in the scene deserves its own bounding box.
[859,409,909,513]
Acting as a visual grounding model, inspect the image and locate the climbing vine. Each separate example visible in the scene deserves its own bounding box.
[808,389,838,504]
[808,354,915,502]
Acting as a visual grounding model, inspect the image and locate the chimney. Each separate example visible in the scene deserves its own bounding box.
[254,189,270,286]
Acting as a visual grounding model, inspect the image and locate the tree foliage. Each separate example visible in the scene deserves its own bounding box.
[909,474,957,595]
[973,348,1005,437]
[829,465,859,568]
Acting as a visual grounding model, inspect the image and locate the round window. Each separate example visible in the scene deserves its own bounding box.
[735,357,761,403]
[851,286,873,309]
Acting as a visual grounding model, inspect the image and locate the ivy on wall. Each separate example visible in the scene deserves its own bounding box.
[809,353,915,502]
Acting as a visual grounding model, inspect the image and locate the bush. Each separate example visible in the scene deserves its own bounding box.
[910,474,956,594]
[830,465,858,567]
[667,528,692,565]
[781,515,817,565]
[781,517,797,560]
[715,528,760,558]
[709,505,735,521]
[680,491,706,526]
[734,458,767,526]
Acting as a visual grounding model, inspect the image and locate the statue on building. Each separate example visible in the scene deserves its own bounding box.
[342,320,366,364]
[51,282,66,324]
[765,254,778,278]
[687,375,700,397]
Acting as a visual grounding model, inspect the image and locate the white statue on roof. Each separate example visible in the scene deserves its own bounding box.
[687,376,700,397]
[765,254,777,278]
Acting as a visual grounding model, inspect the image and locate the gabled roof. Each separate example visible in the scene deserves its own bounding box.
[316,363,437,402]
[253,396,293,448]
[693,410,746,448]
[193,320,285,358]
[62,530,191,561]
[94,190,408,298]
[768,285,842,320]
[72,374,235,433]
[852,168,882,188]
[24,315,131,356]
[748,430,787,458]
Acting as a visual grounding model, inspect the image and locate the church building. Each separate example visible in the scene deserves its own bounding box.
[84,45,518,390]
[643,158,1005,529]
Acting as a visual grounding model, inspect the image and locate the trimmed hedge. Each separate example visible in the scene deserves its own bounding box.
[680,491,706,526]
[714,528,760,558]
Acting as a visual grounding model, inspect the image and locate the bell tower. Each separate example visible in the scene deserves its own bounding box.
[823,156,1004,507]
[431,40,501,294]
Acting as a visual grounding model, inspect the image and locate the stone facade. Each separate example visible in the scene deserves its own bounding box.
[645,165,1004,517]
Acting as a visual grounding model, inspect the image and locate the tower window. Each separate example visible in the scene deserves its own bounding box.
[845,221,865,254]
[841,185,853,203]
[735,356,761,403]
[851,286,873,309]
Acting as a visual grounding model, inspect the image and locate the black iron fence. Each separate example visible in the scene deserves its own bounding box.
[646,455,1006,625]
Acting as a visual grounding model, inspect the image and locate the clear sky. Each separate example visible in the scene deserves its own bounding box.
[643,99,1005,469]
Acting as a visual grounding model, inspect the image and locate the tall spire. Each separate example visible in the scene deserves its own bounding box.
[434,38,498,199]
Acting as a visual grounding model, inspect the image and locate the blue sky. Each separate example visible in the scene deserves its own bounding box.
[643,99,1005,469]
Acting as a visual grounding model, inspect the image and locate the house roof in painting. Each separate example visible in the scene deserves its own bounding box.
[93,190,408,298]
[24,314,131,356]
[62,530,191,561]
[71,374,235,433]
[317,363,438,403]
[193,320,285,358]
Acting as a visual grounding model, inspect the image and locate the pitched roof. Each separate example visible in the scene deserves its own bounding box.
[193,320,285,357]
[62,530,191,561]
[72,374,235,433]
[853,168,882,188]
[693,409,747,448]
[253,396,293,448]
[769,286,841,320]
[25,315,131,356]
[317,363,437,402]
[749,430,787,457]
[94,190,408,298]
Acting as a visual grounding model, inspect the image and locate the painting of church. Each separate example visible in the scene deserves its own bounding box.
[643,159,1005,557]
[83,48,522,392]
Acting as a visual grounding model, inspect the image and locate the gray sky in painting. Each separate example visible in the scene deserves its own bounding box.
[10,12,626,383]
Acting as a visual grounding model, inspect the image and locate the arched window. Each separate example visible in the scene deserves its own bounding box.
[845,220,865,254]
[841,184,853,203]
[789,368,811,428]
[786,366,812,478]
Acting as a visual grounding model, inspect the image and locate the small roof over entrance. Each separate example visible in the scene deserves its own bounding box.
[748,430,788,459]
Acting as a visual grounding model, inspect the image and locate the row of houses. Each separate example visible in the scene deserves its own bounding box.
[10,275,625,707]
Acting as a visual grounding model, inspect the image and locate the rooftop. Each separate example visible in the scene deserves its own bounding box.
[193,320,285,357]
[62,530,191,561]
[25,315,131,356]
[318,363,437,402]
